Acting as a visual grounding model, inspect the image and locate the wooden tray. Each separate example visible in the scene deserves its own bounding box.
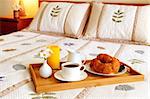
[29,63,144,93]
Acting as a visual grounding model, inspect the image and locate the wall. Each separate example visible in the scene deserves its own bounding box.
[0,0,17,18]
[0,0,150,18]
[22,0,39,18]
[0,0,38,18]
[100,0,150,3]
[38,0,150,3]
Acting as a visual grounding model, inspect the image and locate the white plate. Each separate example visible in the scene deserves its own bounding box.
[54,70,88,82]
[85,63,127,76]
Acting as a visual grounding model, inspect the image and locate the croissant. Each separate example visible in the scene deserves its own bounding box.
[90,54,120,74]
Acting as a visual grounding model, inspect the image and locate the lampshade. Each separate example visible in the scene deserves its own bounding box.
[22,0,39,18]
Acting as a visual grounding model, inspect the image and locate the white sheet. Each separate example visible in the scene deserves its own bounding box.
[0,31,149,99]
[0,35,63,63]
[0,31,39,46]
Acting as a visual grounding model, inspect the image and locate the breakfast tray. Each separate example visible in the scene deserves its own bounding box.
[29,63,144,93]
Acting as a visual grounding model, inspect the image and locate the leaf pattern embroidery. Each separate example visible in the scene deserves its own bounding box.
[112,9,124,23]
[115,85,134,91]
[97,46,106,50]
[21,43,32,45]
[89,53,98,56]
[13,64,26,71]
[128,59,145,65]
[50,5,61,17]
[36,39,47,42]
[30,92,57,99]
[0,38,4,41]
[64,42,74,46]
[2,48,16,52]
[13,35,24,37]
[135,50,144,54]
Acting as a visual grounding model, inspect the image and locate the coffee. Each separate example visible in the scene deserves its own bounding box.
[64,64,79,68]
[61,62,86,80]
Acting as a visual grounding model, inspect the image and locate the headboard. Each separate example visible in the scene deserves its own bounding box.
[39,0,150,4]
[38,0,92,5]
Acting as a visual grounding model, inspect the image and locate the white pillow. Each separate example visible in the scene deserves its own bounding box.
[28,2,48,31]
[97,4,137,40]
[85,2,150,44]
[64,3,90,37]
[133,5,150,44]
[28,2,90,38]
[39,2,72,33]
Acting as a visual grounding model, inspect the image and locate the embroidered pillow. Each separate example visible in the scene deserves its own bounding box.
[29,2,48,31]
[85,2,150,45]
[28,2,90,38]
[133,5,150,44]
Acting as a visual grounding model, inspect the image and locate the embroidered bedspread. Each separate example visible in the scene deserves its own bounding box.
[0,31,149,99]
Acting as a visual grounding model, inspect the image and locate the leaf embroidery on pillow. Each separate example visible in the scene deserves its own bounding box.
[112,9,124,23]
[50,5,61,17]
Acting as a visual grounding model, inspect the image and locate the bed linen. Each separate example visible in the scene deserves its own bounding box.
[0,32,40,46]
[39,3,72,33]
[97,4,137,40]
[28,2,90,38]
[0,31,149,99]
[85,2,150,44]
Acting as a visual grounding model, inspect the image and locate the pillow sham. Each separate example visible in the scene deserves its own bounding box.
[85,2,150,44]
[133,5,150,44]
[29,2,48,31]
[28,2,90,38]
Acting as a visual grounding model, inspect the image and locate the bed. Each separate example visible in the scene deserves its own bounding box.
[0,0,150,99]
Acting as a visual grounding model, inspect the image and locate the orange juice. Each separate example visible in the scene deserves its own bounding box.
[47,45,60,69]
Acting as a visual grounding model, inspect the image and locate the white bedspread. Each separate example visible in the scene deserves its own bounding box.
[0,31,149,99]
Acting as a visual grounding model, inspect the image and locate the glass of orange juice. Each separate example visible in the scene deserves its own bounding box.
[47,45,60,69]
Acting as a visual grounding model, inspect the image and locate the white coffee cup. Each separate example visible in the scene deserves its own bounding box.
[61,62,85,80]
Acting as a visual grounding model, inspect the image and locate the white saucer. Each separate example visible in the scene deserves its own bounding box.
[54,70,88,82]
